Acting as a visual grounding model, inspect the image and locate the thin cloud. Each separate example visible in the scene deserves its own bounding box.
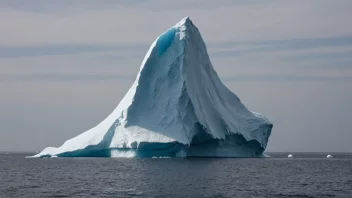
[0,73,135,82]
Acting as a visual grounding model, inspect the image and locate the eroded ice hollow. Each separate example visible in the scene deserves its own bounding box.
[34,17,273,158]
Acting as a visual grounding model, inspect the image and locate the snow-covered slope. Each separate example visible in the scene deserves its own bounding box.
[34,17,273,158]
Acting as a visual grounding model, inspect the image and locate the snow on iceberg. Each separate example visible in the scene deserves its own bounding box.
[34,17,273,158]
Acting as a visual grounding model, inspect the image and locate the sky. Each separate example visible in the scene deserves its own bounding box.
[1,0,352,152]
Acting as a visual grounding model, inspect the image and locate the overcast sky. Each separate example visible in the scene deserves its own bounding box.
[1,0,352,152]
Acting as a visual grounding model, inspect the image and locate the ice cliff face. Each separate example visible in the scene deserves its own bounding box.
[34,17,273,158]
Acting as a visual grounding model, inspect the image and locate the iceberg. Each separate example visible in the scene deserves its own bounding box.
[34,17,273,158]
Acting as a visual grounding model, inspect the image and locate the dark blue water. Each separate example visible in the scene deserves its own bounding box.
[1,153,351,198]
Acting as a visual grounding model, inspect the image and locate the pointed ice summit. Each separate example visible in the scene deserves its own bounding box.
[34,17,273,158]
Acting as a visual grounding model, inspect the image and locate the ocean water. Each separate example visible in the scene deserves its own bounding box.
[0,153,351,198]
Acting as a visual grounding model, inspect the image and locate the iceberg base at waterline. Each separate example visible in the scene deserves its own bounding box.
[37,134,267,158]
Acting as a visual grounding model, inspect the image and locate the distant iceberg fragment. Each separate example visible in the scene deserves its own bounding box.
[327,155,333,158]
[34,17,273,158]
[288,154,293,158]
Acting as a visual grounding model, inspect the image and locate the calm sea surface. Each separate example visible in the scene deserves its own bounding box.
[0,153,351,198]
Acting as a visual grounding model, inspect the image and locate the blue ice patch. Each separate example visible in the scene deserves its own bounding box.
[156,27,176,56]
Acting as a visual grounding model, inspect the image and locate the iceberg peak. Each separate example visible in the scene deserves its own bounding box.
[177,16,193,27]
[33,17,273,158]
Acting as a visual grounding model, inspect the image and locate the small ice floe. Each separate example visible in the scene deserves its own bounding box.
[327,155,333,158]
[288,154,293,158]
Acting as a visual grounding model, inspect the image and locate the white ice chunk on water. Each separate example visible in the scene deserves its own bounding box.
[33,17,273,158]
